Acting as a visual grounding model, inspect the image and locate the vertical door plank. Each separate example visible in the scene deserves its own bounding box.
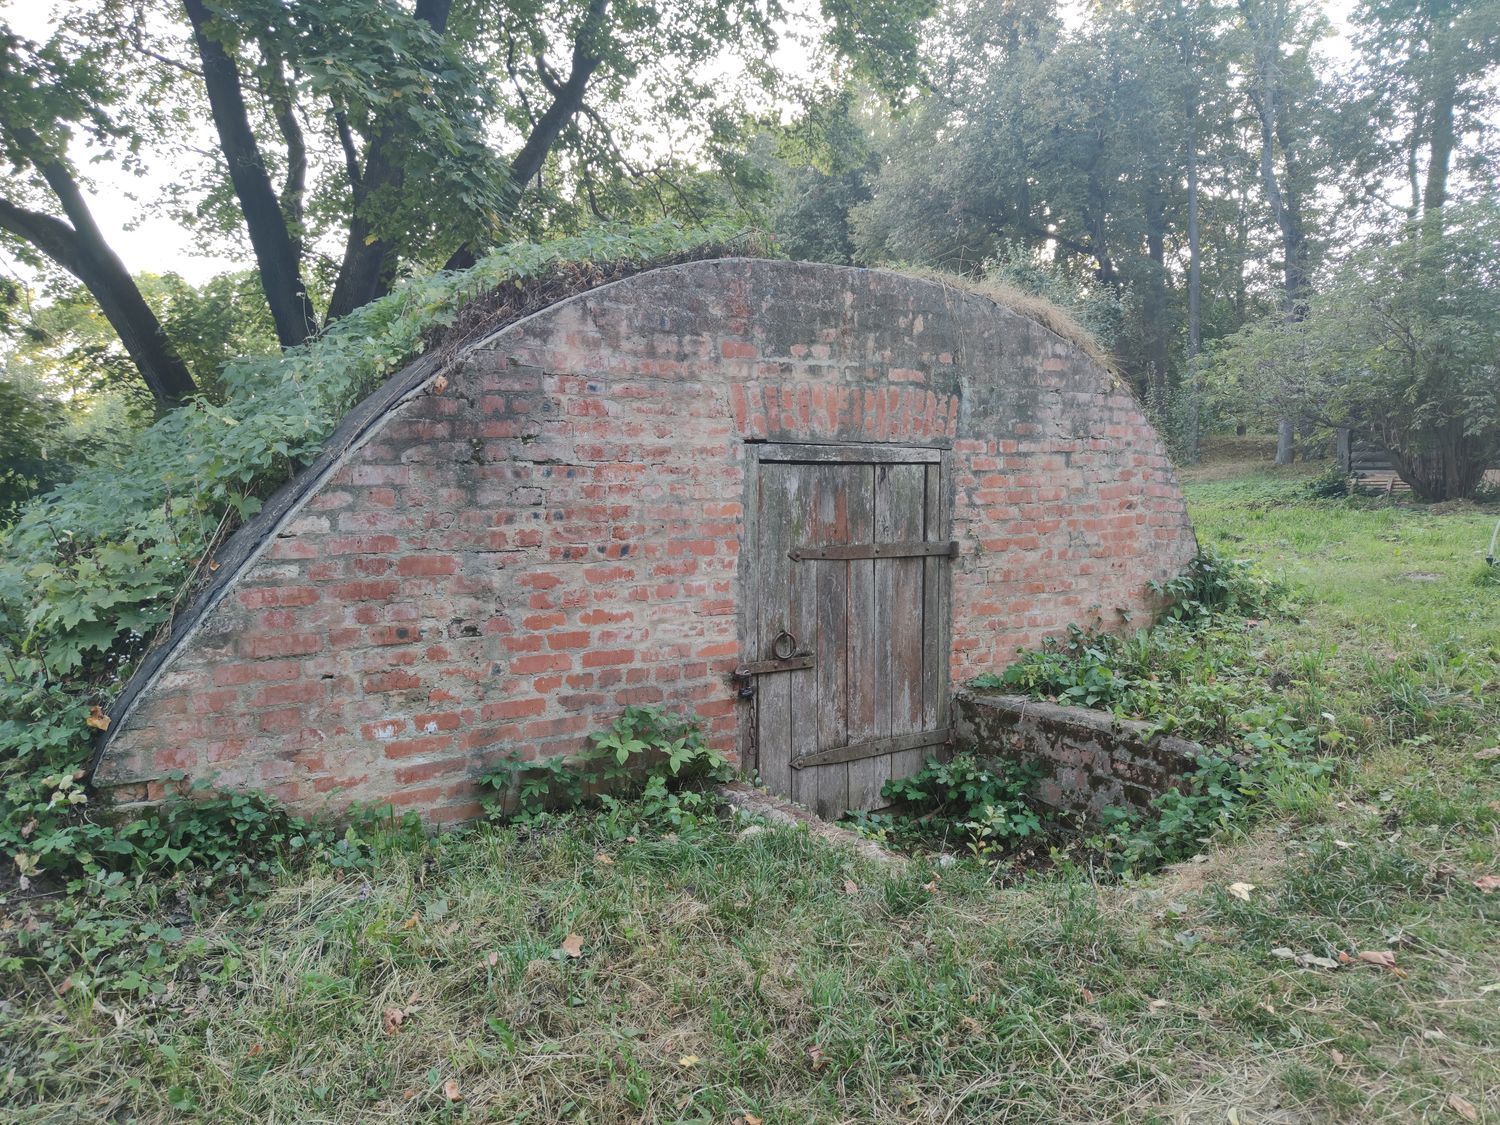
[811,463,853,818]
[871,464,897,802]
[787,464,821,811]
[844,464,883,810]
[881,461,930,787]
[754,463,797,799]
[921,461,946,737]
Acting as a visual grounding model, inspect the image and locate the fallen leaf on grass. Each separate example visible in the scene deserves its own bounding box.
[1287,950,1340,971]
[1341,949,1406,976]
[381,1007,405,1035]
[1227,882,1256,902]
[85,705,110,732]
[1472,875,1500,894]
[1447,1093,1478,1121]
[559,933,584,958]
[442,1078,462,1102]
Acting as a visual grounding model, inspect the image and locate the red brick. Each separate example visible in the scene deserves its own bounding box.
[382,735,454,760]
[397,554,460,577]
[364,670,423,693]
[581,649,635,668]
[510,653,572,675]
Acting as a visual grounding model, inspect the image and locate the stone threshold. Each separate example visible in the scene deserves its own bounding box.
[716,782,905,865]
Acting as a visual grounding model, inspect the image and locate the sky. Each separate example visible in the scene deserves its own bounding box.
[3,0,1366,290]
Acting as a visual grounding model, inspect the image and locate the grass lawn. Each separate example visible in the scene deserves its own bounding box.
[2,453,1497,1123]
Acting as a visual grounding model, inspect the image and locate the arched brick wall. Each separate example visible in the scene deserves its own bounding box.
[95,259,1196,820]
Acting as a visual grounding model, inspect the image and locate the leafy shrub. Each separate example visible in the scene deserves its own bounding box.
[975,550,1331,871]
[977,618,1307,744]
[0,222,745,881]
[1303,463,1354,499]
[846,753,1044,856]
[478,705,733,837]
[1,799,423,1002]
[1090,735,1331,871]
[1150,547,1289,624]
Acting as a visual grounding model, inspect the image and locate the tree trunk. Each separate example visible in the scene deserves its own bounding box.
[1388,437,1484,501]
[1241,0,1310,315]
[184,0,318,348]
[324,0,608,322]
[324,0,456,322]
[1421,63,1456,224]
[1143,181,1172,401]
[1275,416,1295,465]
[0,191,197,408]
[1182,6,1202,464]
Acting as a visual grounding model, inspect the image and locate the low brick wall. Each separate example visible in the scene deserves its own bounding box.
[952,690,1204,815]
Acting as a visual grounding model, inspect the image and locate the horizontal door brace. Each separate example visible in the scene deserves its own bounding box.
[789,540,958,562]
[734,654,815,677]
[791,728,952,770]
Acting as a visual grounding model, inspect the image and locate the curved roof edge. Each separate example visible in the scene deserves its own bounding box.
[88,257,1114,781]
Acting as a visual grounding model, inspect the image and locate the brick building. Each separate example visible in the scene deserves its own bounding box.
[92,258,1196,821]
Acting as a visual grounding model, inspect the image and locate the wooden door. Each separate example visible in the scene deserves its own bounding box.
[742,443,952,819]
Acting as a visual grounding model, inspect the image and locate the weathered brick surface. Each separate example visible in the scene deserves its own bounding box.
[96,259,1196,819]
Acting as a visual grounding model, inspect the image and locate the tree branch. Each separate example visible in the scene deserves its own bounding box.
[506,0,610,194]
[183,0,318,346]
[333,108,363,196]
[261,48,307,259]
[0,195,86,276]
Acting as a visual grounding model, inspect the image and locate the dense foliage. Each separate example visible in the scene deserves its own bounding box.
[0,222,741,883]
[0,0,932,403]
[479,704,734,836]
[1203,201,1500,499]
[847,753,1045,856]
[968,551,1332,870]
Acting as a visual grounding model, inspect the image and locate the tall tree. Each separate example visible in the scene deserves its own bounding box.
[1233,0,1330,461]
[2,0,936,401]
[0,27,198,406]
[1353,0,1500,226]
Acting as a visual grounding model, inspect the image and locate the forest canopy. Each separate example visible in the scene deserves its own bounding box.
[2,0,1498,509]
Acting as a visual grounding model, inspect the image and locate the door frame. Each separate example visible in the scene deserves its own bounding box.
[736,439,954,782]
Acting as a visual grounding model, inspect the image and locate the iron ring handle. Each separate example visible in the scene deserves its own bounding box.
[771,629,797,661]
